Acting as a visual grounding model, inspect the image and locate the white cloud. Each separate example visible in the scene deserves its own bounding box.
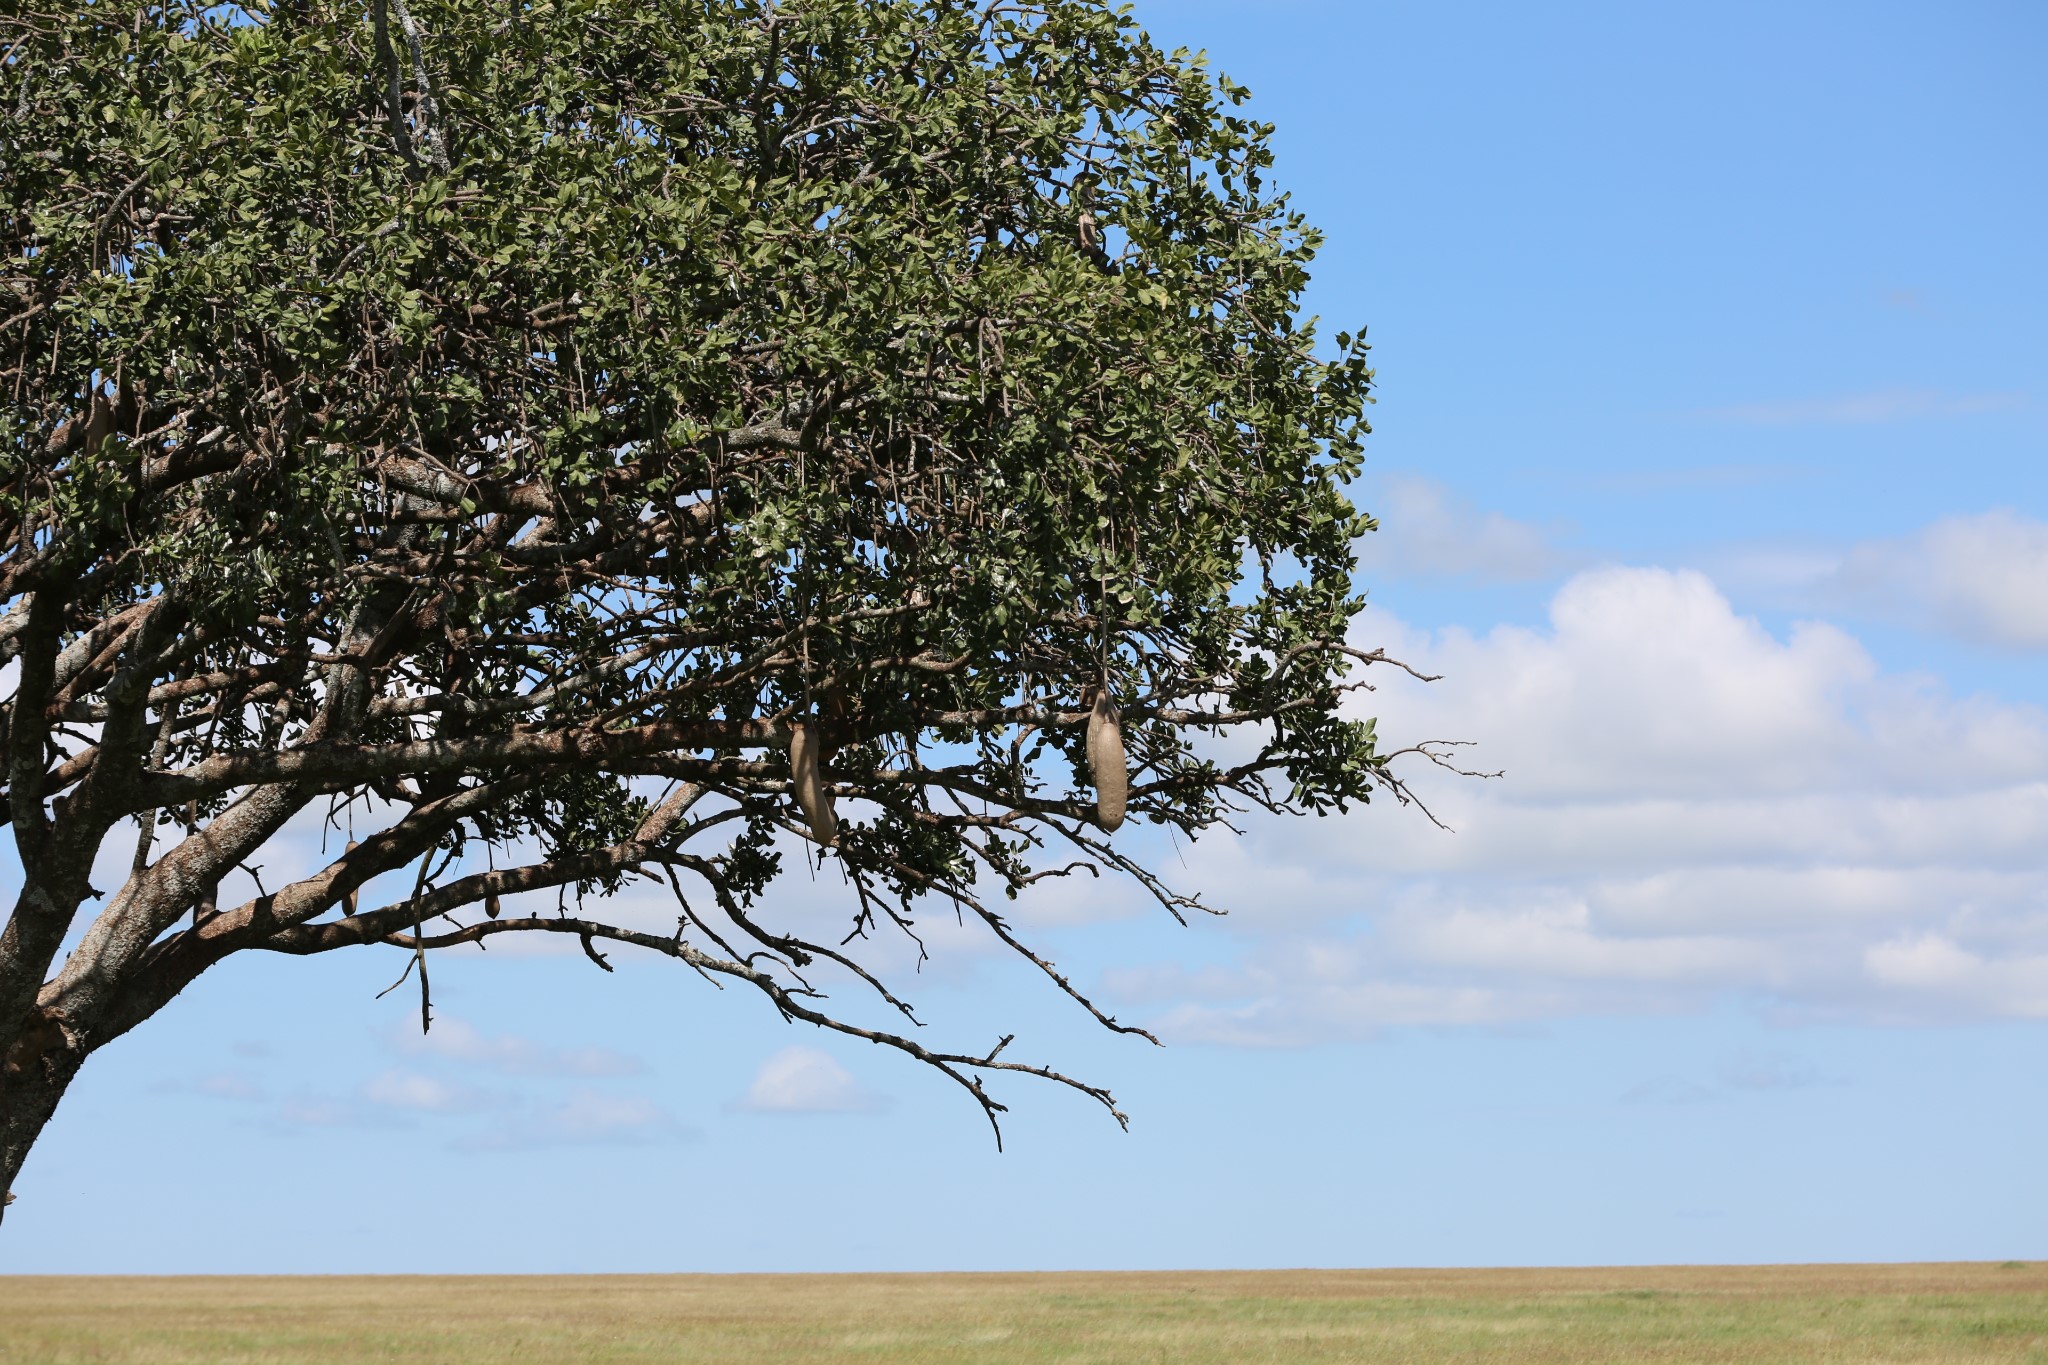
[1355,473,1572,582]
[1716,510,2048,651]
[1380,568,1885,797]
[1863,934,2048,1016]
[461,1090,694,1150]
[1840,511,2048,649]
[1107,565,2048,1043]
[1386,896,1769,981]
[360,1069,504,1115]
[267,1072,684,1147]
[387,1018,642,1078]
[734,1045,890,1114]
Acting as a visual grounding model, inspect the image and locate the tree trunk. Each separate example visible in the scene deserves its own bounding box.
[0,1014,85,1224]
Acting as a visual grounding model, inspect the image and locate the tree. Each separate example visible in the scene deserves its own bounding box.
[0,0,1424,1214]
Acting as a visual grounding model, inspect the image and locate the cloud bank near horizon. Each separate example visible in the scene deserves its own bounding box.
[1105,563,2048,1045]
[1717,509,2048,651]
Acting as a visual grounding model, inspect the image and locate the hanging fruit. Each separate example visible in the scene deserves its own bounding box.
[789,720,839,845]
[1086,684,1128,832]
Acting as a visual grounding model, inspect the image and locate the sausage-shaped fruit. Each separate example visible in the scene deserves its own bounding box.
[790,721,839,846]
[1086,686,1127,832]
[82,391,113,452]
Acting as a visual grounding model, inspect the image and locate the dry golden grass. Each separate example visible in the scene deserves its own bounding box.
[2,1262,2045,1363]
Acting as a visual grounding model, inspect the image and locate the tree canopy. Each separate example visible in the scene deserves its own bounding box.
[0,0,1423,1210]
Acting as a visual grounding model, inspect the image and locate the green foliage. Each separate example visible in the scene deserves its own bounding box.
[0,0,1394,1126]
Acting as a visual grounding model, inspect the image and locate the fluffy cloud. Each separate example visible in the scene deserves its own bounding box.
[734,1045,890,1114]
[268,1076,687,1147]
[361,1069,505,1115]
[1835,510,2048,649]
[1108,565,2048,1044]
[387,1017,643,1078]
[460,1090,695,1150]
[1863,934,2048,1017]
[363,1021,684,1148]
[265,1071,507,1130]
[1718,509,2048,650]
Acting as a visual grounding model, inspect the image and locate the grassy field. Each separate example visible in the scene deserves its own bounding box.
[2,1263,2045,1363]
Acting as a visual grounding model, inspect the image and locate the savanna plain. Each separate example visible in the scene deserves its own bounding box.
[2,1262,2045,1363]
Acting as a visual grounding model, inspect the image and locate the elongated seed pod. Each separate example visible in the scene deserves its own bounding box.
[344,840,360,915]
[1086,686,1127,832]
[485,893,501,919]
[789,721,839,845]
[81,390,113,452]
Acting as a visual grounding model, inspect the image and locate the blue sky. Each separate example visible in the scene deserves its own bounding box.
[8,0,2047,1271]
